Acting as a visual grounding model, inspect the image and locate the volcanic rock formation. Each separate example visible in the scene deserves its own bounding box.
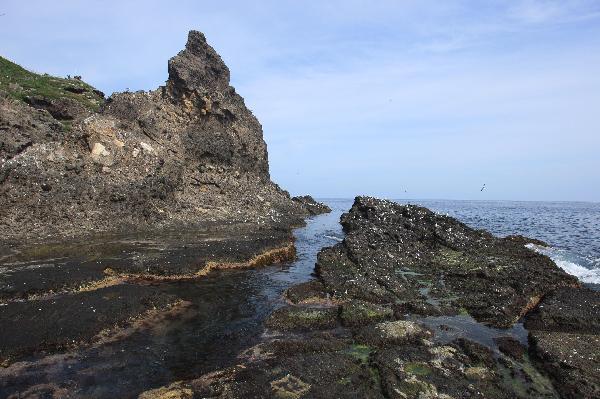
[0,31,322,241]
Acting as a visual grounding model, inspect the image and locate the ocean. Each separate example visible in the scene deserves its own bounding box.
[321,198,600,287]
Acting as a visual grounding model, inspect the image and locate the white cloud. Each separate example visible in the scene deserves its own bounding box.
[508,0,600,24]
[1,0,599,200]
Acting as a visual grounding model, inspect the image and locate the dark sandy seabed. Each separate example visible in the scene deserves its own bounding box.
[0,199,597,398]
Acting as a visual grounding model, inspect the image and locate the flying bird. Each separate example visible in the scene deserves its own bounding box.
[480,184,486,192]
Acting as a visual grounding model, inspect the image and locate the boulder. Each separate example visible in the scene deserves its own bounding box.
[316,196,579,328]
[292,195,331,215]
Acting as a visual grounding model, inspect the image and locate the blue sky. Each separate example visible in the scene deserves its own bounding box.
[1,1,599,201]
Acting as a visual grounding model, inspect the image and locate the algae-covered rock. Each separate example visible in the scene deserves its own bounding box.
[266,306,339,332]
[174,339,386,398]
[358,320,431,347]
[317,196,579,328]
[339,300,394,327]
[526,286,600,398]
[138,382,193,399]
[285,280,330,305]
[270,374,311,398]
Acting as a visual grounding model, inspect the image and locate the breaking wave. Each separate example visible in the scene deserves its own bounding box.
[526,243,600,285]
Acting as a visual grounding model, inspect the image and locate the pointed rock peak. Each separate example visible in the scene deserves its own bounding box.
[166,30,230,98]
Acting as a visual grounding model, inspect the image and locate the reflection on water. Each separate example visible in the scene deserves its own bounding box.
[416,315,529,348]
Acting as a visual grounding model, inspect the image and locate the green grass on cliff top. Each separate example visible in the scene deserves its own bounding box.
[0,55,103,111]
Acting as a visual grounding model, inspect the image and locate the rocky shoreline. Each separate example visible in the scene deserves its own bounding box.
[0,30,332,398]
[1,29,598,399]
[140,197,599,399]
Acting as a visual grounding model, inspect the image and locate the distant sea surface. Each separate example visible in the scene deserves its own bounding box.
[322,199,600,287]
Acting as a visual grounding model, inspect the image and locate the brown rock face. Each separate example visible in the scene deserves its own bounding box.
[167,30,231,97]
[0,31,325,241]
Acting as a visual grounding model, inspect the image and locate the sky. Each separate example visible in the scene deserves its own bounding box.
[1,1,599,201]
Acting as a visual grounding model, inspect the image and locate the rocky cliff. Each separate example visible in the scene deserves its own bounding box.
[0,31,322,241]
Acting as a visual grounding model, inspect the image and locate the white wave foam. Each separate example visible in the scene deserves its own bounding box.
[553,259,600,285]
[526,243,600,285]
[324,235,343,242]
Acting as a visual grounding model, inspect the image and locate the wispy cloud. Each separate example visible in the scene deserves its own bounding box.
[508,0,600,24]
[1,0,599,200]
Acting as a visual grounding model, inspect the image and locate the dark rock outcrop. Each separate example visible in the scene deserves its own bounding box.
[317,196,578,328]
[292,195,331,215]
[0,95,65,161]
[525,287,600,399]
[24,95,89,120]
[0,31,325,241]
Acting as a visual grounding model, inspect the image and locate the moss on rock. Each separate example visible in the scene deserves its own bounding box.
[0,56,104,112]
[339,300,393,327]
[266,306,339,332]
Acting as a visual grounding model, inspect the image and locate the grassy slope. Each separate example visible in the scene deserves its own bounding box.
[0,56,104,112]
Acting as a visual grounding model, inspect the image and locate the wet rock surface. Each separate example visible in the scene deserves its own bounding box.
[525,287,600,399]
[0,226,302,398]
[317,196,578,328]
[143,197,596,398]
[0,284,179,363]
[0,224,293,302]
[0,30,328,241]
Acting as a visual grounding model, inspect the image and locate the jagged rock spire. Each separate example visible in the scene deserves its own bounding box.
[166,30,230,98]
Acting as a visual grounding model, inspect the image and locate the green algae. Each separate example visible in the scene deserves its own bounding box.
[458,307,470,316]
[337,376,352,385]
[397,376,438,398]
[368,365,382,392]
[270,374,311,399]
[498,354,558,398]
[340,300,393,327]
[343,344,371,363]
[404,362,432,376]
[434,247,464,267]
